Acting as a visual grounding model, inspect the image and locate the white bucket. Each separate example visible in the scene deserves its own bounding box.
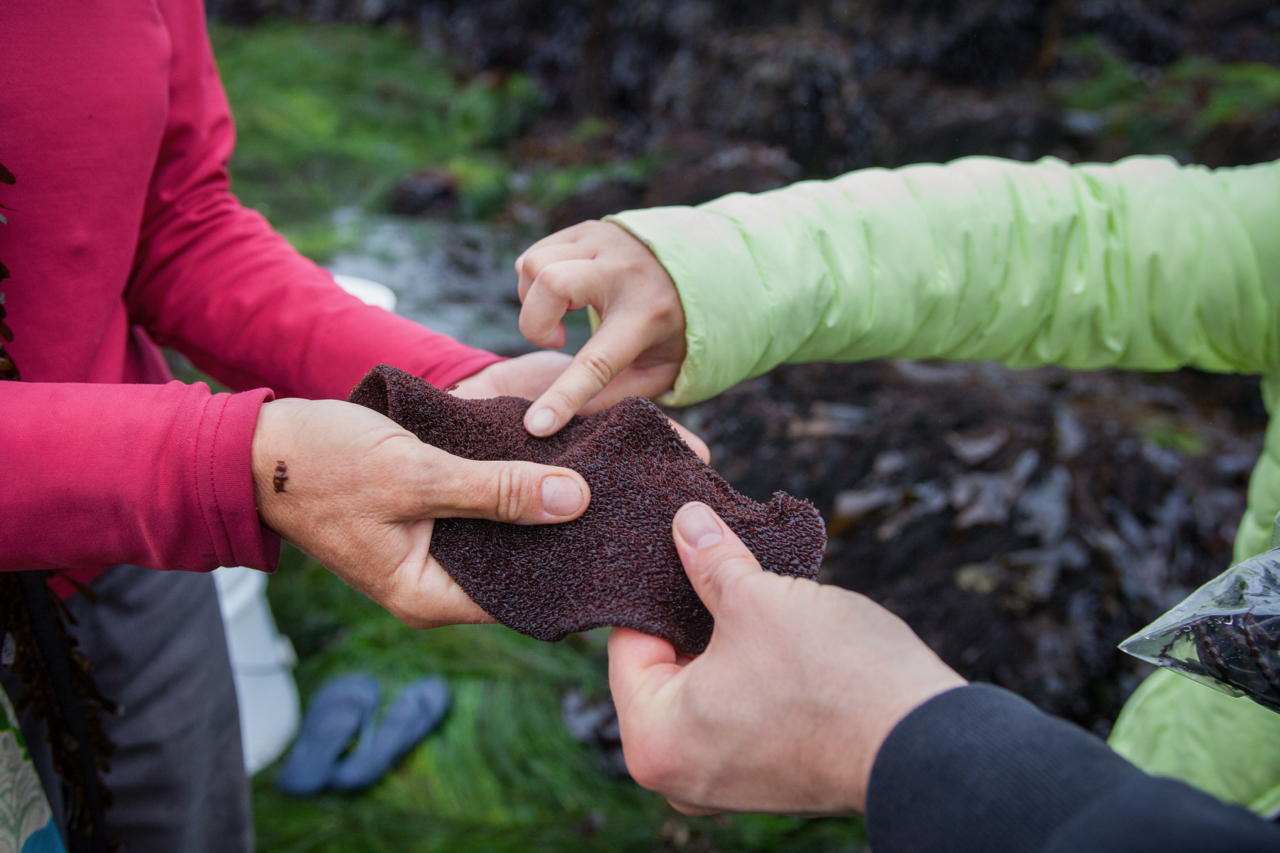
[212,272,398,775]
[331,273,398,312]
[213,566,300,775]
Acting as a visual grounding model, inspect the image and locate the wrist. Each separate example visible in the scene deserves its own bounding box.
[848,677,969,811]
[251,398,303,531]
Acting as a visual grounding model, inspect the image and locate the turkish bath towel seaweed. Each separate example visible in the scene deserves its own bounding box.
[349,364,826,654]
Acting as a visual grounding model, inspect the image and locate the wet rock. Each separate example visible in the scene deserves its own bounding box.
[946,426,1011,465]
[951,449,1041,529]
[1015,465,1073,546]
[1063,0,1183,66]
[833,486,903,528]
[563,691,628,777]
[547,177,645,231]
[388,170,459,217]
[879,481,949,540]
[642,135,802,208]
[1053,405,1088,460]
[651,30,882,173]
[787,401,873,439]
[926,0,1058,89]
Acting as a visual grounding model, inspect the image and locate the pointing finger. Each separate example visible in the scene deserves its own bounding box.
[524,320,652,436]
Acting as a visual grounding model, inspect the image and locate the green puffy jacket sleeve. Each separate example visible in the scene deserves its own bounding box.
[609,155,1280,405]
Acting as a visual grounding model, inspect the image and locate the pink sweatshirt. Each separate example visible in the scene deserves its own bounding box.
[0,2,502,596]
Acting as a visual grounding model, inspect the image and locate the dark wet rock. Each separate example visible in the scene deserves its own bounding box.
[1063,0,1184,66]
[650,29,883,173]
[925,0,1058,89]
[548,177,645,231]
[388,170,459,217]
[562,691,627,776]
[641,134,802,208]
[1197,109,1280,168]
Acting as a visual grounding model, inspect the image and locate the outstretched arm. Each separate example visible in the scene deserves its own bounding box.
[608,504,1280,852]
[515,156,1280,434]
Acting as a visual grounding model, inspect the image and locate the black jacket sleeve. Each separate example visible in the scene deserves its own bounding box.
[865,683,1280,853]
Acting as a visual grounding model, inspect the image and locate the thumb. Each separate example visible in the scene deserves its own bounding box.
[671,502,762,617]
[414,444,591,524]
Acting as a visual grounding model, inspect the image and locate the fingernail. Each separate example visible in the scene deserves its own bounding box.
[676,503,723,549]
[528,408,557,436]
[542,476,584,517]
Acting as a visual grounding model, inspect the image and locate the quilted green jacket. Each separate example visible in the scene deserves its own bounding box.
[609,155,1280,814]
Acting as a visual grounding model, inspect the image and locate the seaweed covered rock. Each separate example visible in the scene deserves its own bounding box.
[349,364,826,653]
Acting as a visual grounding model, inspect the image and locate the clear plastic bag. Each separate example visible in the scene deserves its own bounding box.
[1121,516,1280,714]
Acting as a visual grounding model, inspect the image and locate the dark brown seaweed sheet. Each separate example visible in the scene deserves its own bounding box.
[349,364,826,653]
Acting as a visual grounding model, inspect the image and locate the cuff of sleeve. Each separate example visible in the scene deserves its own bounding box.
[193,387,280,572]
[606,207,773,406]
[866,684,1141,853]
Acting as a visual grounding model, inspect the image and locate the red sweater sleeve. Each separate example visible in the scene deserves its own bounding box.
[0,381,278,580]
[125,0,502,400]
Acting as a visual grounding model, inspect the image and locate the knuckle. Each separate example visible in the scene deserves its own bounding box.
[712,566,757,612]
[625,745,676,792]
[651,294,682,326]
[574,348,617,389]
[536,265,572,298]
[521,250,550,282]
[493,464,534,522]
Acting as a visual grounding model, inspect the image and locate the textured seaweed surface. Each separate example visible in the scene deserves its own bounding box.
[349,365,826,653]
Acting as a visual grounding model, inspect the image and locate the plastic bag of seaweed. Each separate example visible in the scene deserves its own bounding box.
[1121,519,1280,714]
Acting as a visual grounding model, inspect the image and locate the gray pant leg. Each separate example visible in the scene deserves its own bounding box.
[2,565,253,853]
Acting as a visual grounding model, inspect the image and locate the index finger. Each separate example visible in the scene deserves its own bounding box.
[523,320,652,436]
[514,222,595,281]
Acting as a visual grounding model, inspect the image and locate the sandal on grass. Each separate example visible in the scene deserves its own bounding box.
[329,676,451,793]
[276,673,380,797]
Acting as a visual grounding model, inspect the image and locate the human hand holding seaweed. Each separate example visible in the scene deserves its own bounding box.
[251,396,591,629]
[514,221,687,437]
[608,502,965,815]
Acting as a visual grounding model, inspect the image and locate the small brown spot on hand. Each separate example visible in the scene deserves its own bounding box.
[273,460,288,493]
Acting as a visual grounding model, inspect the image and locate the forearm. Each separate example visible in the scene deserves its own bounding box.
[612,156,1280,404]
[866,684,1280,853]
[130,200,501,399]
[0,381,277,574]
[127,0,501,401]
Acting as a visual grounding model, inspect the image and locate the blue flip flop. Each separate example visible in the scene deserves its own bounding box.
[276,673,380,796]
[329,676,451,793]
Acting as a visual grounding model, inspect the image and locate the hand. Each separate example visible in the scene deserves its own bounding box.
[515,220,687,437]
[608,503,966,815]
[252,397,591,628]
[449,350,583,401]
[452,351,711,463]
